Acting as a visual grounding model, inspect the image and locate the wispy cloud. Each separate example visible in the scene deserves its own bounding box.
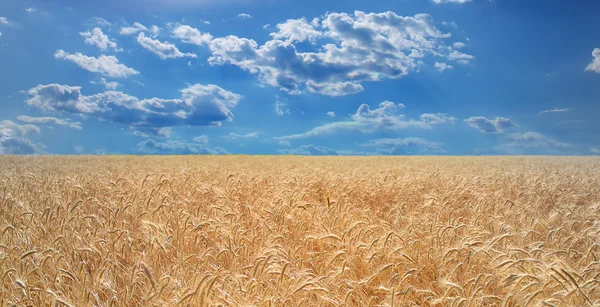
[539,107,571,114]
[496,132,574,154]
[17,115,81,129]
[54,50,139,78]
[276,101,455,140]
[361,137,444,154]
[237,13,252,19]
[464,116,515,134]
[222,132,258,139]
[138,139,227,154]
[137,33,197,59]
[434,62,453,72]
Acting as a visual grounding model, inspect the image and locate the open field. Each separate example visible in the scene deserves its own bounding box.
[1,156,600,306]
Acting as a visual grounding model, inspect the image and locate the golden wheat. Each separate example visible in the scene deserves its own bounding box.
[0,155,599,306]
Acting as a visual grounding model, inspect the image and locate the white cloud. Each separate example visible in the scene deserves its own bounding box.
[274,99,290,116]
[129,127,173,138]
[434,62,453,71]
[74,145,84,154]
[150,25,161,36]
[89,17,111,27]
[54,50,139,78]
[17,115,82,129]
[464,116,515,134]
[26,83,242,135]
[361,137,444,154]
[237,13,252,19]
[137,33,197,59]
[80,28,120,51]
[448,50,475,63]
[208,11,470,96]
[432,0,472,3]
[270,18,322,43]
[25,8,36,13]
[327,111,336,118]
[172,25,213,45]
[0,120,44,154]
[420,113,456,125]
[278,140,291,147]
[0,17,9,25]
[497,132,573,154]
[138,139,227,154]
[91,78,121,90]
[222,132,258,139]
[453,42,466,49]
[539,107,570,114]
[585,48,600,73]
[276,101,454,140]
[193,135,209,145]
[120,22,148,35]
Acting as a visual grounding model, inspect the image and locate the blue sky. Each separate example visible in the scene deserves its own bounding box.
[1,0,599,155]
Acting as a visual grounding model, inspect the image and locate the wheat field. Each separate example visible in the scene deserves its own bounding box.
[1,156,599,306]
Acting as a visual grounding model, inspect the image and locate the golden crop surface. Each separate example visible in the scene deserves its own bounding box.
[1,156,600,307]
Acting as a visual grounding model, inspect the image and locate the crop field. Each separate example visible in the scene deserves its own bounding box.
[0,156,599,306]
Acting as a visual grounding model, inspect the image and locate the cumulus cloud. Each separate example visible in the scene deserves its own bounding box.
[276,101,455,140]
[137,33,197,59]
[54,50,139,78]
[80,28,120,51]
[361,137,444,154]
[137,139,227,154]
[237,13,252,19]
[172,25,213,45]
[270,18,322,43]
[434,62,453,71]
[222,132,258,139]
[278,144,338,156]
[464,116,515,134]
[208,11,472,96]
[327,111,336,118]
[585,48,600,73]
[17,115,82,129]
[0,120,44,154]
[120,22,148,35]
[496,132,573,154]
[539,107,570,114]
[26,83,242,135]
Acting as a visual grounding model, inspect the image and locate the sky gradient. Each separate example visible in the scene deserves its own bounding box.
[1,0,599,155]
